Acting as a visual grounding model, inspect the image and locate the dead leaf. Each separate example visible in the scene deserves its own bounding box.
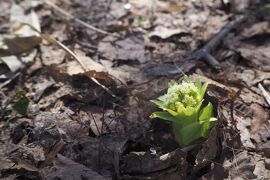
[237,42,270,71]
[33,111,86,151]
[116,35,145,63]
[241,21,270,38]
[40,139,65,168]
[149,26,189,39]
[235,114,255,149]
[98,35,145,63]
[0,56,22,72]
[98,42,117,60]
[66,50,139,83]
[233,69,270,87]
[10,120,31,144]
[223,151,256,179]
[230,0,249,13]
[43,154,106,180]
[0,156,41,179]
[26,77,54,101]
[8,144,45,166]
[239,88,268,107]
[41,45,66,66]
[0,3,41,73]
[0,36,41,56]
[66,49,105,75]
[194,127,219,172]
[71,135,127,177]
[10,3,41,36]
[121,148,186,178]
[109,2,128,19]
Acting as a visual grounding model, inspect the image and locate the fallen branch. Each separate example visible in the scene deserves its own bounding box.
[188,16,247,70]
[42,0,115,36]
[145,16,247,76]
[258,83,270,106]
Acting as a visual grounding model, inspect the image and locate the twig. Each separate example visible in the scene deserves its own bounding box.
[39,139,65,168]
[98,103,105,172]
[52,39,119,99]
[16,23,119,99]
[113,149,120,179]
[258,83,270,106]
[229,90,241,129]
[0,72,20,90]
[89,112,101,136]
[146,16,248,76]
[186,16,247,70]
[42,0,115,36]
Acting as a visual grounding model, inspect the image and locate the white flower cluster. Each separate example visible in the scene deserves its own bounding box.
[160,81,200,109]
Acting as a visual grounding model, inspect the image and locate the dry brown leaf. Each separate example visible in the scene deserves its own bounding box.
[43,154,106,180]
[98,35,145,63]
[41,45,66,66]
[40,139,65,168]
[149,26,187,39]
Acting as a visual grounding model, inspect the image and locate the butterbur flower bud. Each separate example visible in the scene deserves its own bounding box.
[150,76,217,147]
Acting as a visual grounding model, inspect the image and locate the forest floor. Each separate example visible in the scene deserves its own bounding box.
[1,0,270,179]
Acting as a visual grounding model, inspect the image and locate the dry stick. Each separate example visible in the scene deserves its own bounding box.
[89,112,101,135]
[53,39,119,99]
[46,37,119,99]
[39,139,65,168]
[167,16,247,75]
[186,16,247,70]
[0,72,20,90]
[149,16,248,76]
[17,23,118,99]
[98,104,105,173]
[42,0,114,36]
[229,90,241,130]
[258,83,270,106]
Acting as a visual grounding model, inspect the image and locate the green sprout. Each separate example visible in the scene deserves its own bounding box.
[150,77,217,147]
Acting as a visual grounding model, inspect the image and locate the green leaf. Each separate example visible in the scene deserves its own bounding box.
[150,111,179,122]
[12,91,29,116]
[150,76,217,147]
[199,102,214,122]
[182,75,189,82]
[200,83,208,98]
[150,99,166,109]
[173,121,203,146]
[167,109,178,116]
[195,79,202,88]
[173,118,217,147]
[200,118,217,138]
[168,80,177,87]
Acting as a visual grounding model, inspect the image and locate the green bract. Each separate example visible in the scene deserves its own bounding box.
[150,77,217,147]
